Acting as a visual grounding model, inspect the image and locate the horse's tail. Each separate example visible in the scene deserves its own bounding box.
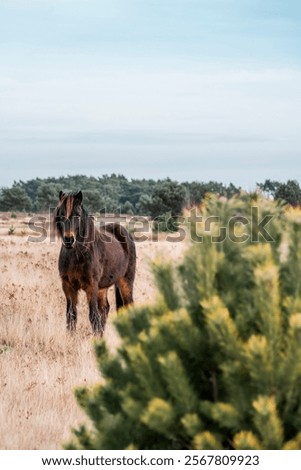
[115,285,124,310]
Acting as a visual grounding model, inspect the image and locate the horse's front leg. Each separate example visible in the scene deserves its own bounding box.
[62,280,78,331]
[86,284,104,335]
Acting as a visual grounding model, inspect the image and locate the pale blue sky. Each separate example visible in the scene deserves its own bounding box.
[1,0,301,188]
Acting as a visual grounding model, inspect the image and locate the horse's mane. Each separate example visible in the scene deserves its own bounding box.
[78,206,98,244]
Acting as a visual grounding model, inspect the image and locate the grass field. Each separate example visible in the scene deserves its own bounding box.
[0,213,185,449]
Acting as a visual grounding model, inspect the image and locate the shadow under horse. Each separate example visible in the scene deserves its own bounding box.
[54,190,136,335]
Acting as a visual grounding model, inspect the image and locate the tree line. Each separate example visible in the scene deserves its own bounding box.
[0,174,240,215]
[0,175,300,217]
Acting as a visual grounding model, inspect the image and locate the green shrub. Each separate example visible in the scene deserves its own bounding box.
[67,195,301,450]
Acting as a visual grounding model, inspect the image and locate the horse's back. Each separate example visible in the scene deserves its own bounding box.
[101,223,135,256]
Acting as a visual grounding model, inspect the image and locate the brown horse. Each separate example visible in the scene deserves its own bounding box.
[54,190,136,335]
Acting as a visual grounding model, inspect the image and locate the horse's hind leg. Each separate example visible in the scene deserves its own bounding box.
[116,277,134,310]
[62,281,78,331]
[116,252,135,310]
[97,288,110,331]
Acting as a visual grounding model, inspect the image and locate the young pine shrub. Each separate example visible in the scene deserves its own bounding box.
[67,195,301,450]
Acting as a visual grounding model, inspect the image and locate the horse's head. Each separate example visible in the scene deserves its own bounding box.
[54,190,83,249]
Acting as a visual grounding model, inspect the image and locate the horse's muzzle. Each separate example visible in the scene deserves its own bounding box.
[63,235,75,249]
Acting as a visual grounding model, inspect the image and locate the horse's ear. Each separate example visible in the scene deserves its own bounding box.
[75,191,83,204]
[59,190,65,201]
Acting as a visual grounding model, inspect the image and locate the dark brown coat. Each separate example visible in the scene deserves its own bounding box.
[54,191,136,335]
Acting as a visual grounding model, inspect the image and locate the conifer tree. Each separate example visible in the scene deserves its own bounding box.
[67,195,301,450]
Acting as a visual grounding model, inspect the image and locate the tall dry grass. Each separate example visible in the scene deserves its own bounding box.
[0,220,184,449]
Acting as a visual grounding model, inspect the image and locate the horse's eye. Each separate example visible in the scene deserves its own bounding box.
[72,209,81,218]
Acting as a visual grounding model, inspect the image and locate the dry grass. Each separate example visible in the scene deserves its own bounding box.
[0,214,185,449]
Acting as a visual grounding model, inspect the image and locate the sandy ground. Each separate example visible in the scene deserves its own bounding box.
[0,213,185,449]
